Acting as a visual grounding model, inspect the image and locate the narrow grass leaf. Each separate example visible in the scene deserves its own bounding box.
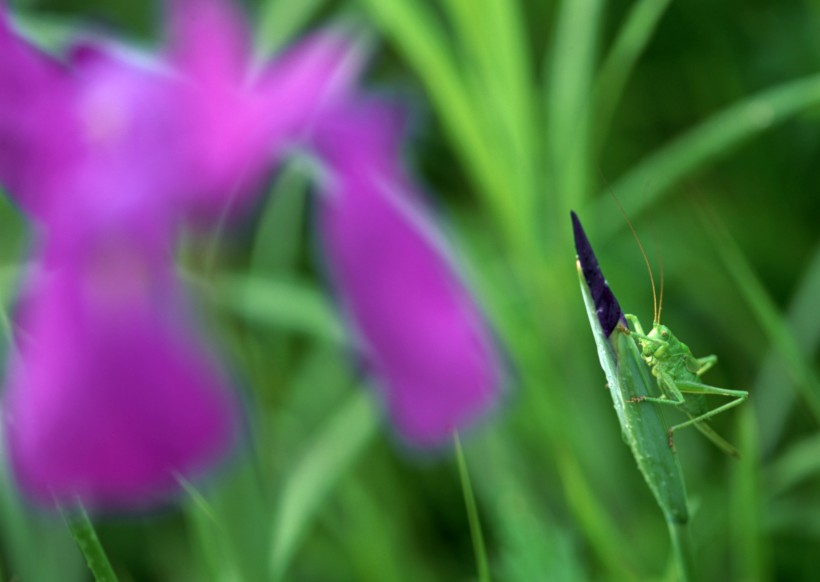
[699,208,820,425]
[766,433,820,496]
[547,0,604,208]
[476,433,589,582]
[270,390,379,580]
[730,405,769,581]
[356,0,519,242]
[60,505,119,582]
[754,241,820,454]
[577,268,690,521]
[576,265,695,580]
[593,73,820,239]
[249,161,311,276]
[483,0,538,215]
[455,433,491,582]
[573,212,697,579]
[593,0,672,151]
[181,480,241,582]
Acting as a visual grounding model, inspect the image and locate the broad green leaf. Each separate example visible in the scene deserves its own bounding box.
[210,274,346,344]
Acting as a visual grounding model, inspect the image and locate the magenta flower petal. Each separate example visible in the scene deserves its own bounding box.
[3,250,236,509]
[166,0,364,219]
[0,11,79,219]
[315,105,503,446]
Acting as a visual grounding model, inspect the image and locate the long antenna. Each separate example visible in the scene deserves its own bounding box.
[649,223,665,324]
[657,234,665,324]
[601,178,658,323]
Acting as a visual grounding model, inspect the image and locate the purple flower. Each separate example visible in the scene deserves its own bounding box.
[313,103,503,447]
[0,0,360,508]
[5,242,236,508]
[0,0,504,512]
[166,0,363,219]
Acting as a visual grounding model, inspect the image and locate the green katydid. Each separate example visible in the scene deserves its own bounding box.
[626,313,748,457]
[576,205,749,457]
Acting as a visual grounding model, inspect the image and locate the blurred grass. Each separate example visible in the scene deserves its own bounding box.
[1,0,819,580]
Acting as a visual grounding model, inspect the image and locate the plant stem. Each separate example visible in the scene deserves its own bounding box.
[667,520,697,582]
[60,504,119,582]
[454,432,491,582]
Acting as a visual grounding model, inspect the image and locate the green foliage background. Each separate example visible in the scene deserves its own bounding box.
[2,0,820,580]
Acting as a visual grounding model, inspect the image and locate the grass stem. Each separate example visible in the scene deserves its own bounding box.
[454,432,491,582]
[667,520,696,582]
[60,504,119,582]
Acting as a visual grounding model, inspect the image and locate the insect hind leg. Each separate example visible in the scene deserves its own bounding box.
[666,379,748,457]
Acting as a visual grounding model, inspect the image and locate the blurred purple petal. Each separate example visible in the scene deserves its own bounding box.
[0,12,79,219]
[315,104,502,446]
[4,248,236,509]
[166,0,364,219]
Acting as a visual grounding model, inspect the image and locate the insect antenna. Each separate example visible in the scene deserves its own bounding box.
[656,232,664,324]
[649,223,665,324]
[600,177,659,324]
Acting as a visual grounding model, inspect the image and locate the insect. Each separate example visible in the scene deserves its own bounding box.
[626,313,748,456]
[573,210,689,526]
[574,208,749,457]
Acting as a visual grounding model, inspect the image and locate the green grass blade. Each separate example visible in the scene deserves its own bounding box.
[576,264,695,579]
[443,0,538,219]
[593,0,673,151]
[270,390,379,580]
[730,405,769,581]
[442,0,487,68]
[181,480,242,582]
[766,433,820,496]
[60,505,119,582]
[209,274,346,344]
[482,0,538,214]
[455,433,491,582]
[592,73,820,239]
[666,521,697,582]
[477,434,588,582]
[753,241,820,454]
[576,264,689,524]
[256,0,330,56]
[356,0,519,243]
[250,161,311,277]
[0,503,83,582]
[699,208,820,425]
[547,0,604,208]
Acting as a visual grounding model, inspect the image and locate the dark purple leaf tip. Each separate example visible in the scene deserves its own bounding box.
[571,211,626,337]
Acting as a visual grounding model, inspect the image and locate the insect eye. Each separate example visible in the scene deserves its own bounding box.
[661,330,668,337]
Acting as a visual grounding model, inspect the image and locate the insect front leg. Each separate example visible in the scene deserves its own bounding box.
[624,314,669,348]
[628,371,685,406]
[625,314,647,335]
